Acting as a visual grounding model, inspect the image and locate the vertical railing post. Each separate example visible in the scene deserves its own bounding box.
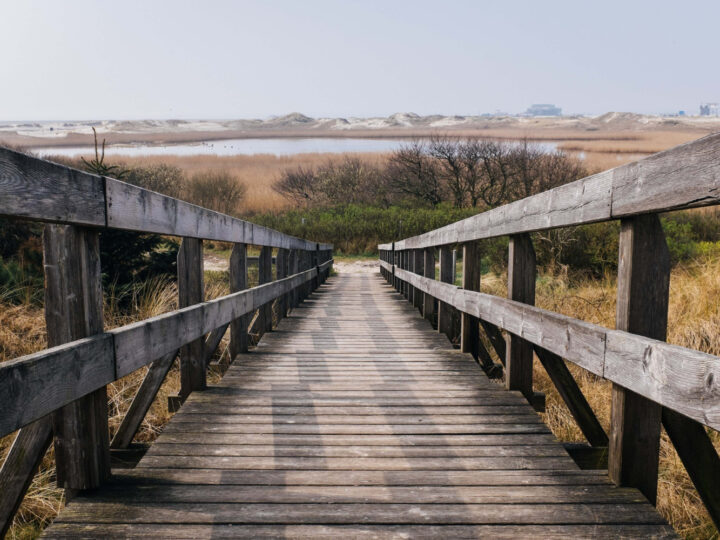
[43,224,110,491]
[229,243,249,358]
[413,249,423,310]
[505,234,535,400]
[391,243,396,290]
[438,246,455,339]
[609,215,668,505]
[423,248,435,324]
[461,242,481,357]
[258,246,273,332]
[276,248,289,320]
[289,249,299,308]
[177,237,206,401]
[312,244,319,290]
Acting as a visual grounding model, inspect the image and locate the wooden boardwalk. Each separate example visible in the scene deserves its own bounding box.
[43,274,674,538]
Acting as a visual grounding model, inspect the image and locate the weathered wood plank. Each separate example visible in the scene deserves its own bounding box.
[0,418,52,537]
[229,243,249,356]
[110,350,179,449]
[177,237,206,398]
[44,224,110,490]
[609,215,668,505]
[42,523,678,539]
[104,177,329,250]
[0,146,106,226]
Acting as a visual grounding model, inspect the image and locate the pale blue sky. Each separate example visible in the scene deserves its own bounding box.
[1,0,718,120]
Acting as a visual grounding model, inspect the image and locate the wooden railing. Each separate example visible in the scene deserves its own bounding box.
[0,147,332,535]
[379,132,720,526]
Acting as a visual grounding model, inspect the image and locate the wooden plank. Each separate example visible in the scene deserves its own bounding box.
[257,246,273,333]
[110,351,179,449]
[177,238,206,398]
[203,324,229,367]
[609,215,668,505]
[437,246,454,338]
[611,132,720,217]
[42,523,678,539]
[44,224,111,490]
[423,248,435,323]
[534,346,608,447]
[113,268,317,378]
[0,336,113,438]
[52,502,668,525]
[0,418,52,537]
[275,248,289,318]
[229,243,249,356]
[661,409,720,529]
[0,146,106,226]
[104,177,329,250]
[461,242,480,359]
[112,468,614,486]
[505,233,535,400]
[73,483,645,504]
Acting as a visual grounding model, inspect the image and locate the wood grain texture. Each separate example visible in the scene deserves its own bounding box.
[505,234,536,399]
[178,238,206,398]
[105,177,330,250]
[110,350,179,450]
[609,215,668,505]
[0,418,52,537]
[437,246,454,338]
[0,146,106,226]
[229,243,249,356]
[422,248,435,322]
[44,225,111,490]
[461,242,481,358]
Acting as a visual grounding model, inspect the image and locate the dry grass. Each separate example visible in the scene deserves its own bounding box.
[111,152,390,213]
[479,258,720,539]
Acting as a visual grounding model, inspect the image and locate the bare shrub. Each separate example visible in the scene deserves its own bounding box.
[185,171,247,216]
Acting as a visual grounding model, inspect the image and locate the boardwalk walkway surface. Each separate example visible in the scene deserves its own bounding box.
[43,274,674,538]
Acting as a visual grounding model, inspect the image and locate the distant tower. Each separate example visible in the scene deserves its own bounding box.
[700,103,719,116]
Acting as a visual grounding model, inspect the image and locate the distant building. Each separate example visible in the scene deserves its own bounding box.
[700,103,719,116]
[525,104,562,116]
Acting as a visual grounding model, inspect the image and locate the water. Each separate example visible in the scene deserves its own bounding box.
[33,137,410,158]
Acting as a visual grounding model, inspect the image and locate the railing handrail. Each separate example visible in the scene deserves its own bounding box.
[380,260,720,432]
[0,146,332,251]
[379,132,720,251]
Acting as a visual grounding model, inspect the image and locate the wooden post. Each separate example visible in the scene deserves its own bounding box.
[402,251,409,299]
[289,249,299,308]
[43,224,110,490]
[258,246,273,332]
[276,248,289,319]
[506,233,535,400]
[461,242,481,357]
[422,248,435,323]
[413,249,424,310]
[609,214,668,505]
[438,246,454,338]
[178,237,205,400]
[407,250,415,302]
[229,243,249,358]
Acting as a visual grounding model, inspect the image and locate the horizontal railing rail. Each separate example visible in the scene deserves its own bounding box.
[380,260,720,431]
[0,262,332,439]
[0,146,331,250]
[378,132,720,528]
[0,146,333,536]
[379,132,720,251]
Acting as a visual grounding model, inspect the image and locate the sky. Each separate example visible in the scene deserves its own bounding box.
[1,0,718,120]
